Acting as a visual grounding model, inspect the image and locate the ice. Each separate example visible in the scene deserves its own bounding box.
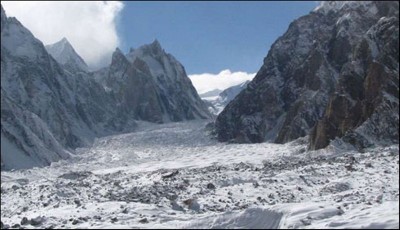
[1,120,398,229]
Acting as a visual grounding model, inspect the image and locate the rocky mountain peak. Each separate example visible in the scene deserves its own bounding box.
[111,47,128,63]
[215,1,398,150]
[128,39,164,59]
[94,40,211,124]
[60,37,68,43]
[45,37,89,72]
[151,39,162,49]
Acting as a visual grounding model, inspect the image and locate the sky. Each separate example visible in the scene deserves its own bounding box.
[2,1,318,93]
[118,1,317,75]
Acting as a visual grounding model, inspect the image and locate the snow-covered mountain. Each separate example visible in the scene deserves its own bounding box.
[93,40,211,123]
[199,89,223,98]
[219,80,250,105]
[1,4,211,170]
[1,5,136,170]
[202,80,250,115]
[215,1,399,150]
[45,37,89,73]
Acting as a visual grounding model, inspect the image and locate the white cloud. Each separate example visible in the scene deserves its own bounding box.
[2,1,124,70]
[189,69,256,95]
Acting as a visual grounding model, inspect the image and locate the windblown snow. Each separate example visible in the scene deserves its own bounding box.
[1,120,398,229]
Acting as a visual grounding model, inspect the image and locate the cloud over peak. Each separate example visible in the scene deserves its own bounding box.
[189,69,256,95]
[2,1,124,70]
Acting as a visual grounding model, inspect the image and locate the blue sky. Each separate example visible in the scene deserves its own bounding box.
[117,1,317,74]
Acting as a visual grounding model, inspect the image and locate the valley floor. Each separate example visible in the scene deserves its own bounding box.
[1,120,399,229]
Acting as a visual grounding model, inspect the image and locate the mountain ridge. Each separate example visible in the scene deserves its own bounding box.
[215,1,399,150]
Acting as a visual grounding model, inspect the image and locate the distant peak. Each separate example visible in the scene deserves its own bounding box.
[151,39,161,47]
[115,47,122,53]
[45,37,89,71]
[147,39,163,53]
[46,37,72,49]
[112,47,127,62]
[60,37,69,43]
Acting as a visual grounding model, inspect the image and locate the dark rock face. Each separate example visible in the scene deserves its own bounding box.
[94,41,211,123]
[310,14,399,150]
[215,1,399,150]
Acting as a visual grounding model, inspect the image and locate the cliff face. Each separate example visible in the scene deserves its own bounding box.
[94,41,212,124]
[215,1,399,149]
[310,14,399,150]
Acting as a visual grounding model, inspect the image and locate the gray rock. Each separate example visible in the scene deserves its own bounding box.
[30,216,45,226]
[71,219,81,225]
[20,217,29,225]
[161,170,179,179]
[139,218,148,224]
[111,217,118,223]
[214,1,399,151]
[206,183,216,189]
[95,40,211,124]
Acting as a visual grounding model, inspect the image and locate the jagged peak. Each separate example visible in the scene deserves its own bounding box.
[46,37,73,51]
[151,39,162,49]
[126,39,165,59]
[45,37,88,71]
[112,47,127,60]
[314,1,376,14]
[111,47,129,65]
[60,37,69,44]
[114,47,123,54]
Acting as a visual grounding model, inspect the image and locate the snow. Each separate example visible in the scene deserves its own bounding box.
[45,37,89,72]
[1,120,398,229]
[1,17,45,60]
[126,41,166,78]
[183,208,283,229]
[202,80,250,115]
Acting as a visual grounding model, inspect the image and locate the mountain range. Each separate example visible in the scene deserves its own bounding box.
[1,5,210,170]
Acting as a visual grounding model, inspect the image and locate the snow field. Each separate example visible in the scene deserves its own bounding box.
[1,120,399,229]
